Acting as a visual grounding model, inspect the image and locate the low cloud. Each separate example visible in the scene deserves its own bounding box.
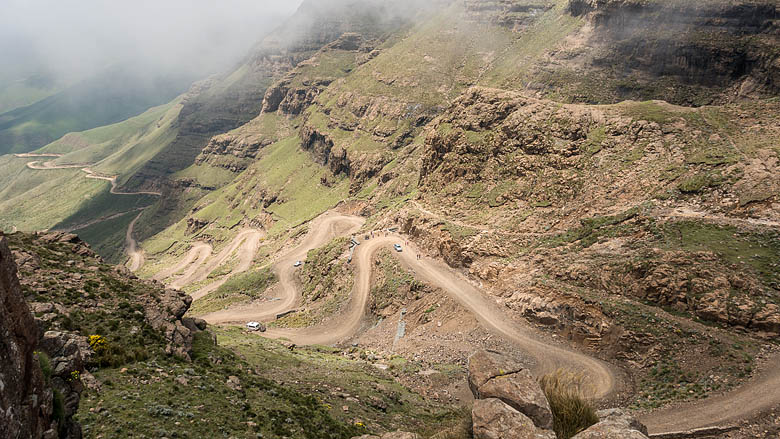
[0,0,304,83]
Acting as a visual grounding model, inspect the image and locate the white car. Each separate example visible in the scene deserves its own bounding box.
[393,244,403,252]
[246,321,262,331]
[294,261,303,267]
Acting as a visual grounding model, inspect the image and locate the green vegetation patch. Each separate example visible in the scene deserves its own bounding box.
[190,267,276,315]
[657,221,780,289]
[677,172,724,194]
[371,249,425,312]
[582,126,606,156]
[78,331,364,439]
[300,237,351,302]
[217,328,465,436]
[540,206,642,249]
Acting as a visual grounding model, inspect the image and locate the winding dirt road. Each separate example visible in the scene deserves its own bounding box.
[260,235,615,399]
[202,212,364,323]
[153,242,212,281]
[188,230,265,300]
[150,229,266,301]
[19,148,780,431]
[198,212,780,433]
[126,212,145,272]
[640,362,780,434]
[199,213,615,399]
[17,154,160,271]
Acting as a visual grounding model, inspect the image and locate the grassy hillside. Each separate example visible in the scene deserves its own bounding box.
[0,100,179,236]
[0,155,151,234]
[7,232,465,438]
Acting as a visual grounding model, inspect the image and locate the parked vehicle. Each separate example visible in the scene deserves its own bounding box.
[294,261,303,267]
[246,321,265,332]
[394,244,403,252]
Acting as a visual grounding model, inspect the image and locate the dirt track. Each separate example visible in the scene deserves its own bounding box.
[189,230,265,300]
[199,212,780,433]
[19,148,780,431]
[202,213,364,323]
[154,242,212,281]
[125,212,145,271]
[199,214,614,399]
[253,234,616,399]
[150,230,266,300]
[18,155,160,271]
[640,358,780,434]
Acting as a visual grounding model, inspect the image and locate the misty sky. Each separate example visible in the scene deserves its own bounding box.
[0,0,305,84]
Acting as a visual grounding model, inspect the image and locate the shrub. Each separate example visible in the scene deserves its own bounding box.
[53,388,65,425]
[89,335,108,353]
[539,370,599,439]
[36,351,52,383]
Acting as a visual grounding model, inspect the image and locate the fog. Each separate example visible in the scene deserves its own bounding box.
[0,0,305,85]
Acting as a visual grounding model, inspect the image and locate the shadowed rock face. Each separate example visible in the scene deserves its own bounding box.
[0,236,60,438]
[569,0,780,103]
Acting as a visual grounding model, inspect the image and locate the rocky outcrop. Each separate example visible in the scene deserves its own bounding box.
[572,409,649,439]
[261,33,371,116]
[464,0,553,32]
[0,236,81,439]
[38,331,88,438]
[143,288,196,360]
[262,78,333,116]
[467,350,649,439]
[300,124,352,177]
[419,87,603,209]
[468,350,553,430]
[504,287,620,351]
[12,231,205,363]
[186,217,209,234]
[558,249,780,335]
[397,212,473,268]
[472,398,555,439]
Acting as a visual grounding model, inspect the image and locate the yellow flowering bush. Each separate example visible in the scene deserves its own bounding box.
[89,335,108,353]
[69,370,81,382]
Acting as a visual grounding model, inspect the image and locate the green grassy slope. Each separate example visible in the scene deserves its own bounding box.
[0,99,179,235]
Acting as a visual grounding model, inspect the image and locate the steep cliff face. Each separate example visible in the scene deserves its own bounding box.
[193,1,426,174]
[463,0,554,30]
[562,0,780,104]
[133,0,424,185]
[0,235,80,439]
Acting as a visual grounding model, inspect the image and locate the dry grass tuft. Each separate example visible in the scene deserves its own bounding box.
[540,370,599,439]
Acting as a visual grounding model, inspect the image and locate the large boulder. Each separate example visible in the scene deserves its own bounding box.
[572,409,649,439]
[472,398,556,439]
[468,350,553,430]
